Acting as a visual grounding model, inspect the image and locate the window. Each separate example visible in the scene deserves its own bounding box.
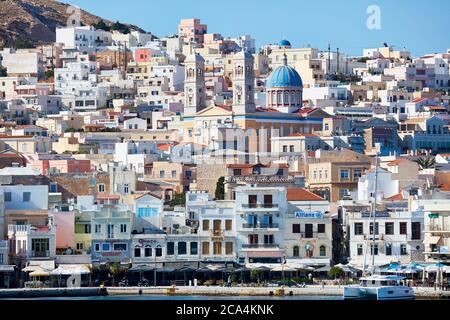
[304,224,313,238]
[357,244,363,255]
[95,224,102,233]
[4,192,11,202]
[202,242,210,255]
[400,222,407,235]
[283,145,288,153]
[320,246,326,257]
[23,192,31,202]
[213,242,222,255]
[354,223,363,235]
[98,184,105,193]
[202,220,210,231]
[370,244,378,255]
[113,243,127,251]
[292,224,301,234]
[102,243,110,252]
[159,170,165,178]
[50,183,58,193]
[340,170,349,179]
[144,246,152,257]
[76,242,83,250]
[155,246,162,257]
[339,189,349,199]
[178,242,187,255]
[190,242,198,255]
[134,246,141,257]
[385,222,394,235]
[95,243,100,252]
[318,224,325,234]
[171,170,177,178]
[386,243,392,256]
[353,169,362,179]
[124,184,129,194]
[225,242,233,255]
[400,244,407,255]
[225,220,232,231]
[84,224,91,234]
[167,242,174,255]
[120,224,127,233]
[412,222,421,240]
[369,222,379,235]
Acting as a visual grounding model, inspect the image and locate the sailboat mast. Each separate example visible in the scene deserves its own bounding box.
[371,152,380,274]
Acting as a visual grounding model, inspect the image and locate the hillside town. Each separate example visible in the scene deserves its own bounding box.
[0,18,449,289]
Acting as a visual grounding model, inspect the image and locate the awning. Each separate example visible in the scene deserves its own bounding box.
[0,265,15,272]
[129,264,154,272]
[30,269,51,277]
[50,264,91,275]
[424,236,442,245]
[22,260,55,272]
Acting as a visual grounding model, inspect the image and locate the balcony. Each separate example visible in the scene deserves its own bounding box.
[241,204,279,212]
[241,244,279,249]
[242,223,279,230]
[30,250,50,258]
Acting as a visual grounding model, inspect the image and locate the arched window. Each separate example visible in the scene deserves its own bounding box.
[291,92,295,106]
[134,246,141,257]
[144,245,152,257]
[293,246,300,257]
[283,91,289,105]
[272,91,276,106]
[277,91,282,105]
[320,245,326,257]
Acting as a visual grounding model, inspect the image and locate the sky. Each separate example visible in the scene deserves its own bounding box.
[63,0,449,57]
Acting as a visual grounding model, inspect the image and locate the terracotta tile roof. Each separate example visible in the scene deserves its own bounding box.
[96,194,120,200]
[439,184,450,192]
[287,188,324,201]
[157,143,171,151]
[411,98,427,103]
[386,193,404,201]
[227,164,255,169]
[387,159,406,166]
[215,104,233,112]
[256,107,279,112]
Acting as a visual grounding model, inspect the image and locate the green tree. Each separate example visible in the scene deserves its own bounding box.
[93,20,110,31]
[328,266,345,279]
[167,193,186,207]
[13,38,35,49]
[44,69,54,80]
[414,157,436,170]
[109,262,126,286]
[250,269,263,283]
[64,127,77,133]
[215,177,225,200]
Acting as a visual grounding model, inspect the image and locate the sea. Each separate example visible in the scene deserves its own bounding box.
[2,295,343,300]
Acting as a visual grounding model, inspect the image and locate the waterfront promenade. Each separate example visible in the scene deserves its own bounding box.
[1,285,449,299]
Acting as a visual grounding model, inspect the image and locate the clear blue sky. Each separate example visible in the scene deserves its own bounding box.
[63,0,449,57]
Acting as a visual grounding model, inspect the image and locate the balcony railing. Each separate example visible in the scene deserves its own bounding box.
[30,250,50,258]
[242,244,279,249]
[242,204,279,209]
[242,223,279,229]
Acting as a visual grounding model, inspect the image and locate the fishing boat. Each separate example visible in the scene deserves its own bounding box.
[343,152,415,300]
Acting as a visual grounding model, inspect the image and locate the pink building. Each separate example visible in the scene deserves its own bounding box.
[54,211,75,252]
[178,18,207,45]
[135,48,153,63]
[31,159,92,174]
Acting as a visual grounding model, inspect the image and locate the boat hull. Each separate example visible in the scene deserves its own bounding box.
[343,285,414,300]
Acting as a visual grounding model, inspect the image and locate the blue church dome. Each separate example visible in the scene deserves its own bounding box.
[266,55,303,88]
[279,39,291,47]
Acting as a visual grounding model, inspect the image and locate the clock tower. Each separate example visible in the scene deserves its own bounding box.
[184,53,206,116]
[232,51,255,114]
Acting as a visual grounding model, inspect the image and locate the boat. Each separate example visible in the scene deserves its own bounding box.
[343,275,414,300]
[343,151,415,300]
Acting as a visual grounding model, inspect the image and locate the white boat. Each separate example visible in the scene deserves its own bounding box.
[344,275,414,300]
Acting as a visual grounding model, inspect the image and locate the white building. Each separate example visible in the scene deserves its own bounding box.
[56,26,112,51]
[0,185,48,211]
[123,117,147,130]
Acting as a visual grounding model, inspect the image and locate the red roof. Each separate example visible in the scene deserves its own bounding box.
[157,144,171,151]
[215,104,233,112]
[411,98,426,103]
[256,107,279,113]
[287,188,324,201]
[96,194,120,200]
[387,159,406,166]
[386,193,404,201]
[227,164,255,169]
[439,184,450,192]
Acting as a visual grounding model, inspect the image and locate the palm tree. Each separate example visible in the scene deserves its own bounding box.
[109,262,126,287]
[414,157,436,170]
